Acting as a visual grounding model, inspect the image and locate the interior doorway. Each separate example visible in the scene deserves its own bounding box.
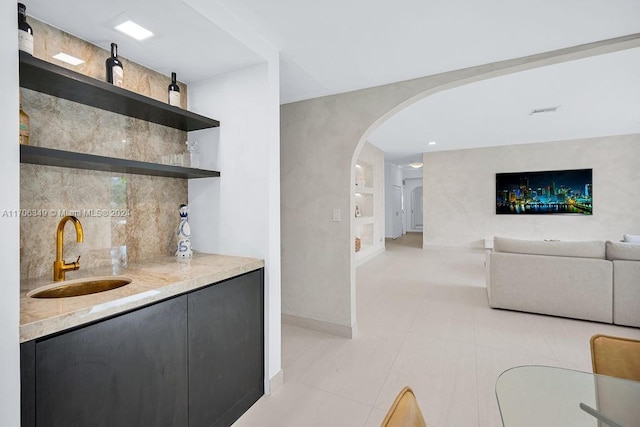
[403,178,423,232]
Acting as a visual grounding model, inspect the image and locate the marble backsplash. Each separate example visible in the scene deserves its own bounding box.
[21,18,192,280]
[21,89,188,163]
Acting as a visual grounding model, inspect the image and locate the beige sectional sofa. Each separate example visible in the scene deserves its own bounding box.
[486,237,640,327]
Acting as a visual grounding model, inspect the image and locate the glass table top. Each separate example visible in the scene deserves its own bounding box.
[496,365,640,427]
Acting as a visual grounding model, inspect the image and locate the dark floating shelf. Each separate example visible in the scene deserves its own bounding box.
[19,51,220,132]
[20,145,220,179]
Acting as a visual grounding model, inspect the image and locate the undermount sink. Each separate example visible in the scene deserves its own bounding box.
[28,276,132,299]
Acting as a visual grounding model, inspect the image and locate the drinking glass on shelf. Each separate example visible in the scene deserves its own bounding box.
[186,140,199,169]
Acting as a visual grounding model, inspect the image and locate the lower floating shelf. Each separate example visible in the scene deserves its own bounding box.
[20,145,220,179]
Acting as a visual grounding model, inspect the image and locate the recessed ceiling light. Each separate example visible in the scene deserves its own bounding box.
[52,52,84,66]
[428,141,437,146]
[115,20,154,41]
[409,162,423,169]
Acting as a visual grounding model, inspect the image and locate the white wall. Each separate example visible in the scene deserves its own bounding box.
[422,134,640,248]
[187,61,282,392]
[1,0,21,422]
[384,163,403,238]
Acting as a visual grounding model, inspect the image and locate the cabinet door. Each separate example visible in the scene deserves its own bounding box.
[188,269,264,427]
[35,295,188,427]
[20,341,35,427]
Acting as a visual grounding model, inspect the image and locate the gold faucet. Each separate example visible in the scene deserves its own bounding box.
[53,216,84,282]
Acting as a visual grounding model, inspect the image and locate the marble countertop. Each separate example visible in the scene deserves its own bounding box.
[20,252,264,343]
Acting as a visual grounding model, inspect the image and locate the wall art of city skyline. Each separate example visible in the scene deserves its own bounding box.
[496,168,592,215]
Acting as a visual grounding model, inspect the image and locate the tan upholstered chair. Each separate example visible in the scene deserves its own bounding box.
[590,334,640,381]
[380,386,427,427]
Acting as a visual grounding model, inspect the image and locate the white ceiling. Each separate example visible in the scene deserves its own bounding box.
[26,0,264,83]
[217,0,640,103]
[369,47,640,164]
[25,0,640,162]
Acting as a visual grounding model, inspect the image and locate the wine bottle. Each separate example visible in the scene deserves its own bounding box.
[105,43,124,87]
[168,72,181,107]
[18,3,34,56]
[19,99,30,145]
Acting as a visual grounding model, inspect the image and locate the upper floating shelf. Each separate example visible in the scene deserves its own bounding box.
[19,51,220,132]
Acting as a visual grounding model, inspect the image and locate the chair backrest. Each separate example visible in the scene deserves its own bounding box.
[590,334,640,381]
[380,386,427,427]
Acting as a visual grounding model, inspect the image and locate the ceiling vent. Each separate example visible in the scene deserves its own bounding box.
[529,106,560,116]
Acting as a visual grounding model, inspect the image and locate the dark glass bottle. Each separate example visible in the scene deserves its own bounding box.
[105,43,124,87]
[18,3,34,55]
[168,72,181,107]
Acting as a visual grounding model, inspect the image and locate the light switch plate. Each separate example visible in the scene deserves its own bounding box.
[332,208,341,222]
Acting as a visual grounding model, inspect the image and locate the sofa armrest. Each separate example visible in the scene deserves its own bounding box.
[613,260,640,327]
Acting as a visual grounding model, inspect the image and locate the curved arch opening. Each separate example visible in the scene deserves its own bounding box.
[348,43,639,333]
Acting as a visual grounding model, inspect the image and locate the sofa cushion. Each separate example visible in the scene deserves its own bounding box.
[494,237,606,259]
[623,234,640,244]
[606,241,640,261]
[488,251,613,323]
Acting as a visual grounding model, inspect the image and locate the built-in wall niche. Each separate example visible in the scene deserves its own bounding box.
[355,188,374,253]
[18,18,213,280]
[355,192,373,217]
[355,161,373,188]
[353,143,384,264]
[356,223,373,252]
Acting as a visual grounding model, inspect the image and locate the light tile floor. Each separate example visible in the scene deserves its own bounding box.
[233,234,640,427]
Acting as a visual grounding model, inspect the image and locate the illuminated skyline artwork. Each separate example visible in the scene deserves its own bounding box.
[496,169,592,215]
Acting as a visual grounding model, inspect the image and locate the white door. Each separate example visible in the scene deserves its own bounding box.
[412,186,423,229]
[392,185,403,238]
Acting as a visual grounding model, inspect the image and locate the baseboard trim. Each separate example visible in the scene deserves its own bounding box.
[266,369,284,395]
[282,313,356,338]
